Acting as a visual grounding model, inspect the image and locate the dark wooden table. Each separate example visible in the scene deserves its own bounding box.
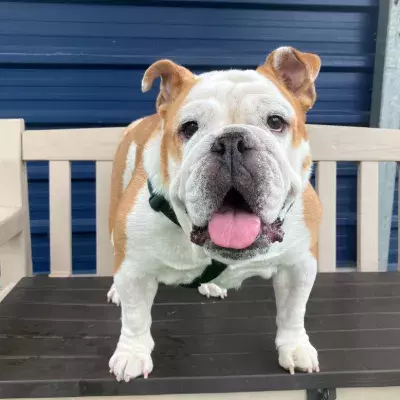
[1,273,400,398]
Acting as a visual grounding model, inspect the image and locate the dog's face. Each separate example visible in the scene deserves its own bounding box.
[142,47,320,261]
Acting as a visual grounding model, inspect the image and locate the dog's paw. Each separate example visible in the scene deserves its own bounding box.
[109,349,153,382]
[278,341,319,375]
[107,283,120,306]
[198,283,227,299]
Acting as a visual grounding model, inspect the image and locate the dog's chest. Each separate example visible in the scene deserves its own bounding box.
[125,188,211,280]
[125,182,310,288]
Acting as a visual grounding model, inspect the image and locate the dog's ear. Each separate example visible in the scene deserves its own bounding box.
[142,60,195,111]
[257,47,321,111]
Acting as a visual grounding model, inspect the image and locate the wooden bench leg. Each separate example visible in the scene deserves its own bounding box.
[0,229,32,291]
[307,388,337,400]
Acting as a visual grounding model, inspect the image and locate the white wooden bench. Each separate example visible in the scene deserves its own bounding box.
[1,119,400,400]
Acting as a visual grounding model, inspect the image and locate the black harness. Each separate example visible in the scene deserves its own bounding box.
[148,180,227,288]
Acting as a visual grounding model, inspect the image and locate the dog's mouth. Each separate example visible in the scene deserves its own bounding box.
[190,188,285,250]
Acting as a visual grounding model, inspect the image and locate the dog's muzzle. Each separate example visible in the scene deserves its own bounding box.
[183,126,296,257]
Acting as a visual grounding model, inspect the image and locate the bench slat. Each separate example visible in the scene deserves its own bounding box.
[5,283,400,306]
[316,161,337,272]
[95,161,114,276]
[49,161,72,277]
[2,276,400,397]
[22,125,400,162]
[357,161,379,272]
[2,312,400,339]
[1,349,400,397]
[2,296,400,321]
[23,127,124,161]
[13,272,400,290]
[308,125,400,161]
[3,329,400,359]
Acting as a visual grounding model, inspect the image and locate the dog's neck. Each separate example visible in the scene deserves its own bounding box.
[142,129,171,199]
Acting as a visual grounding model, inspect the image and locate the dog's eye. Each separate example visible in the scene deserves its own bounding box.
[179,121,199,139]
[267,115,285,132]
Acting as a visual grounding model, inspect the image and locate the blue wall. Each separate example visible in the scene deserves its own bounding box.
[0,0,379,273]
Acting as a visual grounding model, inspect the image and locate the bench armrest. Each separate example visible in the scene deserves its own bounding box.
[0,207,24,247]
[0,206,31,293]
[0,120,32,290]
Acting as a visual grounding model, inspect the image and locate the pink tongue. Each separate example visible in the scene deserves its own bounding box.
[208,208,261,249]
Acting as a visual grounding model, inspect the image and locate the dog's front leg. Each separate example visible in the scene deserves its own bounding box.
[273,253,319,374]
[109,269,158,382]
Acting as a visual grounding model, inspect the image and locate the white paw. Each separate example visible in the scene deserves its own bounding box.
[107,283,120,306]
[109,349,153,382]
[278,342,319,374]
[198,283,227,299]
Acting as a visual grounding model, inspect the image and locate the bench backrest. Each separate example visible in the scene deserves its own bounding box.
[2,119,400,280]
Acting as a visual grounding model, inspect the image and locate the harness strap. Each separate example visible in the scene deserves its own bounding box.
[147,180,228,288]
[181,260,228,289]
[148,181,179,226]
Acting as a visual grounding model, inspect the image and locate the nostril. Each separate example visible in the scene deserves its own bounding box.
[237,139,246,154]
[211,139,225,155]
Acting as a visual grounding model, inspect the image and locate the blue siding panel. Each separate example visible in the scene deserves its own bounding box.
[0,0,379,274]
[388,170,398,271]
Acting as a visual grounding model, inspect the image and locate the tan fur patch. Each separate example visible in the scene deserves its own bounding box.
[257,61,307,148]
[110,61,197,273]
[142,59,197,183]
[109,115,160,273]
[109,115,160,236]
[302,183,322,259]
[158,78,197,183]
[113,158,147,273]
[302,156,311,172]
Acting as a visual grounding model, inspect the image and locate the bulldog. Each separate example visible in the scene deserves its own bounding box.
[107,46,322,382]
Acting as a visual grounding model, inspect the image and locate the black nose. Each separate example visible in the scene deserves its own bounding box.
[211,133,251,156]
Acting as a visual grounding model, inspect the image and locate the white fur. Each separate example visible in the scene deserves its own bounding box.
[182,70,294,130]
[122,143,137,190]
[273,252,318,373]
[109,68,318,381]
[121,118,144,190]
[273,46,292,70]
[109,273,157,381]
[143,131,170,197]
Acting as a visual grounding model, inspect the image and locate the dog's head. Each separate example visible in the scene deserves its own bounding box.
[142,46,320,262]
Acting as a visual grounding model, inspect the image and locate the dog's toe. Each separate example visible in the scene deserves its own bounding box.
[198,283,228,299]
[278,342,319,374]
[109,350,153,381]
[107,283,120,306]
